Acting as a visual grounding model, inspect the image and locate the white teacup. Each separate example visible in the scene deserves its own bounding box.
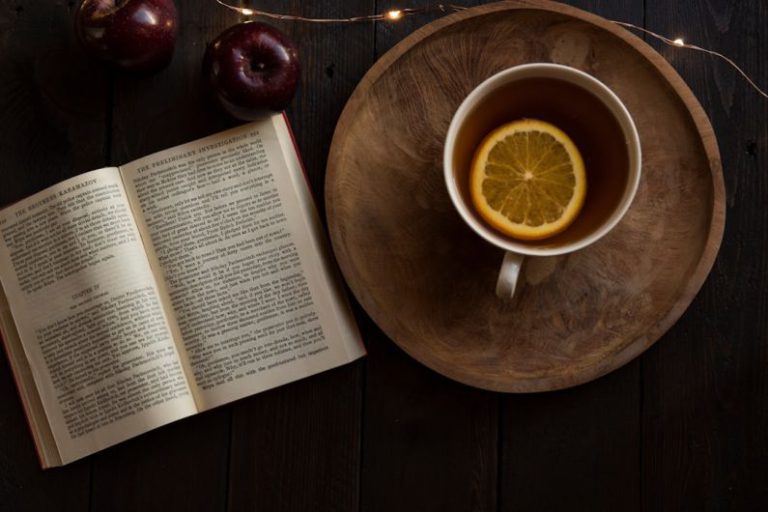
[444,63,641,299]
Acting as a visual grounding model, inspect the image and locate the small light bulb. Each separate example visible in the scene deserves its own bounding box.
[673,37,685,46]
[240,8,254,15]
[386,9,403,20]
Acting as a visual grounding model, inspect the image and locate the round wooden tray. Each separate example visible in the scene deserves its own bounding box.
[325,0,725,392]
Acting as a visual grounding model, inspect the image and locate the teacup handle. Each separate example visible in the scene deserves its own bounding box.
[496,252,525,300]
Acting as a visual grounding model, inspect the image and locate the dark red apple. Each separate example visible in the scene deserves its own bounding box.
[75,0,178,72]
[204,22,300,120]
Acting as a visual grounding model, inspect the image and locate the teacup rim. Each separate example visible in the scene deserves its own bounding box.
[443,62,642,257]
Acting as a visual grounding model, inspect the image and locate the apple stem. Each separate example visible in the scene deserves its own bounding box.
[250,59,267,72]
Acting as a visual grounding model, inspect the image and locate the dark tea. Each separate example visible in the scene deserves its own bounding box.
[452,76,631,247]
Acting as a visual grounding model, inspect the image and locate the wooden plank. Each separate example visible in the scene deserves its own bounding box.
[499,1,643,510]
[280,1,377,212]
[228,364,364,511]
[89,2,238,511]
[90,410,230,512]
[0,0,104,509]
[359,2,498,512]
[643,0,768,509]
[226,2,373,511]
[0,355,90,512]
[360,321,498,512]
[502,361,642,511]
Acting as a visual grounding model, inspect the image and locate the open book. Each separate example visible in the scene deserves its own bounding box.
[0,114,365,468]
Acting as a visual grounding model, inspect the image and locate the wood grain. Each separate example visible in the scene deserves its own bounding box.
[226,2,372,511]
[89,2,236,511]
[361,319,499,512]
[360,3,498,512]
[496,2,643,509]
[1,1,767,510]
[326,0,726,392]
[0,0,102,509]
[502,360,642,511]
[642,0,768,509]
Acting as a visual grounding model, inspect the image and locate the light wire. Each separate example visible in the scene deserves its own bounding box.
[214,1,767,99]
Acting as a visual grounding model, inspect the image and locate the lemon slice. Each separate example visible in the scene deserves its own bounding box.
[470,119,587,241]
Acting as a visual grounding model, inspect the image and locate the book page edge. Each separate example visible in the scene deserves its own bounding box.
[0,282,62,468]
[273,113,366,362]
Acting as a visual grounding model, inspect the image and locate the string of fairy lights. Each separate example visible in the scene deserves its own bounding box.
[216,1,467,22]
[214,0,767,99]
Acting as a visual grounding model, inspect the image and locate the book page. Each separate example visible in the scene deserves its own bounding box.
[121,116,364,409]
[0,169,197,465]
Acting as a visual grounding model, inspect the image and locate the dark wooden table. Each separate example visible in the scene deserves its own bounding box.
[1,1,765,510]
